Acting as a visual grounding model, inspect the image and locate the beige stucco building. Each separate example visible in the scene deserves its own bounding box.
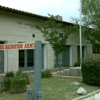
[0,5,92,74]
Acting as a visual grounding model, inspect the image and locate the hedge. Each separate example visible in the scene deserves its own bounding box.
[82,57,100,85]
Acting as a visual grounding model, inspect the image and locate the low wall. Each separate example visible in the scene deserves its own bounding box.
[68,67,82,77]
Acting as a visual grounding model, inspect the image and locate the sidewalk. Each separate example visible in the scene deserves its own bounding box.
[72,90,100,100]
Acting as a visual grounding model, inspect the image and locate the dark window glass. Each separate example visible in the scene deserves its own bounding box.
[19,50,24,67]
[59,33,63,38]
[19,49,34,68]
[92,45,100,54]
[27,49,34,67]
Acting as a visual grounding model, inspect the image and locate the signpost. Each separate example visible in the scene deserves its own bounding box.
[34,41,43,100]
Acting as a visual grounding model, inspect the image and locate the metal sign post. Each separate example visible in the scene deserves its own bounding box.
[34,41,43,100]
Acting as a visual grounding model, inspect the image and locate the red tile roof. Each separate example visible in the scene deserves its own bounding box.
[0,5,73,25]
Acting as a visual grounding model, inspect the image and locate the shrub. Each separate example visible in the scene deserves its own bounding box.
[3,71,14,90]
[73,62,80,67]
[5,71,14,78]
[10,76,26,93]
[20,73,30,84]
[41,70,52,78]
[16,70,22,76]
[3,77,12,90]
[16,71,30,84]
[82,57,100,85]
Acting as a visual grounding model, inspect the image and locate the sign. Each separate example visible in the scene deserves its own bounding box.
[0,43,35,50]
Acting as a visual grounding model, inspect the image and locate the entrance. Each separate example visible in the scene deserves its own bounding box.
[0,41,4,73]
[54,46,70,67]
[0,51,4,73]
[62,46,70,67]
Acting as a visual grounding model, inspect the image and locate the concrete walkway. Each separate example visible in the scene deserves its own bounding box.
[72,90,100,100]
[83,97,91,100]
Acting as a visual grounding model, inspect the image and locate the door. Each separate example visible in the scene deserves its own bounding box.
[54,46,70,67]
[62,46,69,67]
[0,51,4,73]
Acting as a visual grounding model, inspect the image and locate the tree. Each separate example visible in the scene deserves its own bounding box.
[81,0,100,49]
[35,14,77,80]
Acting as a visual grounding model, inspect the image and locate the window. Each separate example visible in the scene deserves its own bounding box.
[27,49,34,67]
[92,45,100,54]
[19,50,24,67]
[59,33,63,38]
[19,49,34,68]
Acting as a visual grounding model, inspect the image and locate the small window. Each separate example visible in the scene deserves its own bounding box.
[59,33,63,38]
[92,45,100,54]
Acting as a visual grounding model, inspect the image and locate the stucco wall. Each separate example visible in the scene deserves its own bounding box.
[0,10,92,73]
[66,33,92,66]
[0,10,54,72]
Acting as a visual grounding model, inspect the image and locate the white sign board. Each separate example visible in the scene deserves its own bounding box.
[0,43,35,50]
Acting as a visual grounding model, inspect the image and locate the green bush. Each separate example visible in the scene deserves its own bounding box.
[42,70,52,78]
[10,76,26,93]
[16,70,22,76]
[3,71,14,90]
[73,62,80,67]
[82,57,100,85]
[5,71,14,78]
[3,77,12,90]
[16,71,30,84]
[20,73,30,84]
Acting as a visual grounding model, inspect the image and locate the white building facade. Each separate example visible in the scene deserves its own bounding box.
[0,6,92,74]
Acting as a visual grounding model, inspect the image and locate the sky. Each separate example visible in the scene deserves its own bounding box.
[0,0,80,22]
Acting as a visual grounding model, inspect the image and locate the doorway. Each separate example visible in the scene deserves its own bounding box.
[54,46,70,67]
[0,41,4,73]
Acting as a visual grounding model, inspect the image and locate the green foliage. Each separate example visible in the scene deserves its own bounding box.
[3,77,12,90]
[3,71,29,93]
[42,70,52,78]
[5,71,14,78]
[82,57,100,85]
[82,0,100,29]
[16,71,30,84]
[35,14,78,80]
[16,70,22,76]
[72,0,100,50]
[73,62,80,67]
[10,76,26,93]
[83,0,100,48]
[35,14,77,55]
[20,73,30,84]
[3,71,14,90]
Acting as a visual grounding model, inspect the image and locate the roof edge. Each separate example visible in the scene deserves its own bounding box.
[0,5,73,25]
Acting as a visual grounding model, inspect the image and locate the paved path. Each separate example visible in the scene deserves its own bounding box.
[83,97,91,100]
[83,97,100,100]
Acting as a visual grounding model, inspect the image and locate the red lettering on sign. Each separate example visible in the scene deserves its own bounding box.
[15,44,23,49]
[0,43,35,50]
[24,43,35,48]
[0,45,4,49]
[5,44,23,49]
